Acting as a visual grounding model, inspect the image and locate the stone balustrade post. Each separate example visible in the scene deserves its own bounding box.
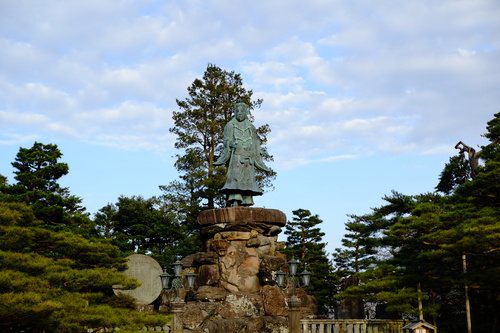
[170,299,185,333]
[288,295,302,333]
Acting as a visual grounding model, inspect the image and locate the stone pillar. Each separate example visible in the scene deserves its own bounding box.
[287,295,302,333]
[170,299,185,333]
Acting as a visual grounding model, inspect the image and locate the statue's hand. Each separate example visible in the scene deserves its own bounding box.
[229,142,237,149]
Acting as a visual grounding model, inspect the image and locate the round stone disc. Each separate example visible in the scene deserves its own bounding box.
[113,254,163,304]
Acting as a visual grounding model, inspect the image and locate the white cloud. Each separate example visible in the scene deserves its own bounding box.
[2,0,500,247]
[85,133,172,151]
[0,110,49,127]
[0,0,499,165]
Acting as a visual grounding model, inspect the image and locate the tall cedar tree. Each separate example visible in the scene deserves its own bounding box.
[161,64,276,234]
[283,209,336,316]
[0,144,168,332]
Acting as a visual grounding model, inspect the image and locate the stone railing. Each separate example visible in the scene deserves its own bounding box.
[87,325,172,332]
[301,319,408,333]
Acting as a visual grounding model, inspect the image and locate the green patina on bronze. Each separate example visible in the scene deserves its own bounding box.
[215,102,270,207]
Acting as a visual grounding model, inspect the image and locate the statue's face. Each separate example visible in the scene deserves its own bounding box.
[235,106,247,121]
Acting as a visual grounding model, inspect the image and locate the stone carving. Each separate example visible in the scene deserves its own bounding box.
[219,242,260,293]
[214,102,270,207]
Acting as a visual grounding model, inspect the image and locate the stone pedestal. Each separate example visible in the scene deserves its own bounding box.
[287,296,302,333]
[170,300,185,333]
[197,207,287,294]
[198,207,287,237]
[166,207,317,332]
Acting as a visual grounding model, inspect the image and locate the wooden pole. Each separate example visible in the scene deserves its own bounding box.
[463,253,472,333]
[417,282,424,321]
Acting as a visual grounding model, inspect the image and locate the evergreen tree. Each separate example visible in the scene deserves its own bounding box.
[0,202,168,332]
[161,63,275,222]
[0,144,168,332]
[94,195,198,267]
[0,175,7,187]
[337,193,450,321]
[0,142,90,234]
[435,153,469,194]
[332,214,381,319]
[448,112,500,332]
[283,209,336,316]
[455,112,500,206]
[333,214,379,277]
[337,113,500,331]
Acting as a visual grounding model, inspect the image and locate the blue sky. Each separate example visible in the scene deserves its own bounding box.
[1,0,499,253]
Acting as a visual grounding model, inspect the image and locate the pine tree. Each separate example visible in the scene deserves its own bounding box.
[435,153,470,194]
[0,202,168,332]
[337,193,448,320]
[283,209,336,316]
[336,114,500,331]
[94,195,198,267]
[333,214,379,277]
[0,143,168,331]
[0,142,90,234]
[332,213,382,319]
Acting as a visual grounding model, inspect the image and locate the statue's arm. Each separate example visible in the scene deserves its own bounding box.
[214,123,233,166]
[252,125,271,172]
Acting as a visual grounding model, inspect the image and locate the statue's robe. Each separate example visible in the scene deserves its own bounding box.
[215,117,269,198]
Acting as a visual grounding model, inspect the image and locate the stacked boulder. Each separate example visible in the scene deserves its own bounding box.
[162,207,317,332]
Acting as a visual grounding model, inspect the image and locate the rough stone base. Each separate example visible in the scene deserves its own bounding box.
[201,316,289,333]
[162,207,317,332]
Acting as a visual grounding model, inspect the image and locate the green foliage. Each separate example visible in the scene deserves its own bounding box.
[11,142,68,192]
[0,174,6,187]
[93,195,199,267]
[0,201,168,332]
[103,293,137,309]
[481,111,500,158]
[333,214,379,278]
[283,209,336,316]
[0,142,91,234]
[436,154,469,194]
[0,143,169,332]
[335,113,500,331]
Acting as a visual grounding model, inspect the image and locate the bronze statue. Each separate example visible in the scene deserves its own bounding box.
[215,102,270,207]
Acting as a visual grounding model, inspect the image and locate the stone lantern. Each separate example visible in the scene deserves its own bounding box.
[275,257,312,333]
[160,257,197,333]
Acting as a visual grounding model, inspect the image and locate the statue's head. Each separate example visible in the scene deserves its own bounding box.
[234,102,249,122]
